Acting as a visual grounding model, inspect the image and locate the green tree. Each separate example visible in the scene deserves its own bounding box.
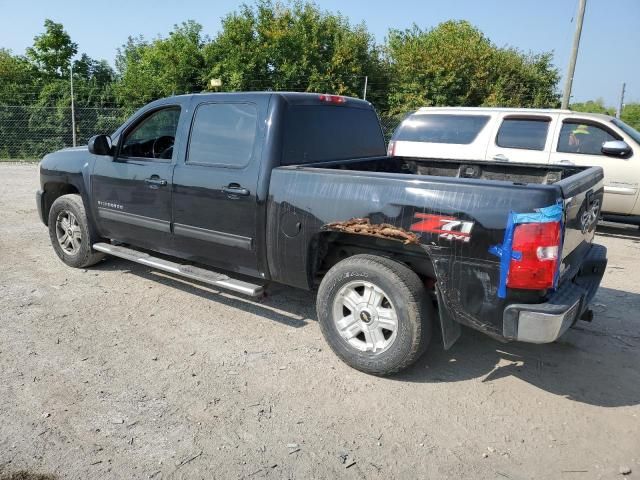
[621,103,640,131]
[0,49,41,104]
[570,98,615,115]
[115,21,207,108]
[485,50,559,108]
[203,1,386,107]
[26,19,77,77]
[385,20,560,115]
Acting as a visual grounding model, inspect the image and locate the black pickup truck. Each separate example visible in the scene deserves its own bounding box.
[37,92,607,375]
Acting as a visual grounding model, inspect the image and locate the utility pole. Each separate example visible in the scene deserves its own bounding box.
[616,82,626,119]
[70,62,77,147]
[363,76,368,101]
[561,0,587,110]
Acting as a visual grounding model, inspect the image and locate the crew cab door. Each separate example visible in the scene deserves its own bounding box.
[170,97,267,277]
[91,103,184,249]
[485,114,557,164]
[549,116,638,215]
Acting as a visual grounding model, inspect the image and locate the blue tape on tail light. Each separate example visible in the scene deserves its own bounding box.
[489,202,564,299]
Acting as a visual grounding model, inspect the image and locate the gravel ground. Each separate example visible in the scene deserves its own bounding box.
[0,164,639,480]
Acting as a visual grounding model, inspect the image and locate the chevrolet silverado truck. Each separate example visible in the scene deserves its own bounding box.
[37,92,608,375]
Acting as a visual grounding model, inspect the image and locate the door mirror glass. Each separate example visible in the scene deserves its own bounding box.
[88,135,112,156]
[601,140,632,157]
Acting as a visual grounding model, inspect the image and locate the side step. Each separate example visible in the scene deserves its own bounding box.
[92,242,264,297]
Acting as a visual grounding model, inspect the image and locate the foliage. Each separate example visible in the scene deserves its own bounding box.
[6,3,638,158]
[203,1,387,107]
[115,21,206,109]
[621,103,640,131]
[26,19,78,77]
[567,99,640,131]
[1,21,120,158]
[385,21,560,115]
[570,98,615,116]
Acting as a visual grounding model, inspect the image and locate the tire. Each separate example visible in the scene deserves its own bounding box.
[48,194,105,268]
[317,254,434,375]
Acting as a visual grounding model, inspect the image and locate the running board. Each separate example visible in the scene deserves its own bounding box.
[92,242,264,297]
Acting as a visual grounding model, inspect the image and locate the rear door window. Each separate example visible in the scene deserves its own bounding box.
[394,114,490,144]
[496,118,550,151]
[187,103,258,168]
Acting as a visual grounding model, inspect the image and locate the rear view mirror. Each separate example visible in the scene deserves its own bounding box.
[88,134,113,156]
[601,140,631,157]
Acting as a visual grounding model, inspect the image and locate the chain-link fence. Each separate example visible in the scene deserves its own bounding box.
[0,104,403,160]
[0,105,128,160]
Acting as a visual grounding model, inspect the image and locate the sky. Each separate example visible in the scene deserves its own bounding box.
[1,0,638,106]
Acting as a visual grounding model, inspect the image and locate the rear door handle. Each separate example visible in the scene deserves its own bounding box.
[492,154,509,161]
[223,184,250,197]
[144,176,167,186]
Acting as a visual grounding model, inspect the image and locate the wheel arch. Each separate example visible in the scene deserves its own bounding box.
[310,231,437,288]
[310,231,462,350]
[42,182,80,226]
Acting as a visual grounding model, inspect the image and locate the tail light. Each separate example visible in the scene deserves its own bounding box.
[318,94,346,104]
[507,221,561,290]
[387,140,396,156]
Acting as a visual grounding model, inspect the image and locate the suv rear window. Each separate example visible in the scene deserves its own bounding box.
[282,106,385,165]
[393,114,490,145]
[496,118,550,151]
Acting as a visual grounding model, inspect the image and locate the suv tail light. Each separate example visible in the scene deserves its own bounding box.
[387,140,396,156]
[318,94,346,104]
[507,221,561,290]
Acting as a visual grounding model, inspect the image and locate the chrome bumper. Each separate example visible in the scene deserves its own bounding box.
[502,244,607,343]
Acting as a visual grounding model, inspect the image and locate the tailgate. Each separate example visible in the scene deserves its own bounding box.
[556,166,605,279]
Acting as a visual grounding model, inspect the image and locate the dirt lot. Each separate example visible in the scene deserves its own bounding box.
[0,163,639,480]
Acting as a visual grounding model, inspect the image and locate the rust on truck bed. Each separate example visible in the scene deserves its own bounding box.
[323,218,420,245]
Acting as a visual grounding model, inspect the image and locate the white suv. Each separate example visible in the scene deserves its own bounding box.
[389,107,640,223]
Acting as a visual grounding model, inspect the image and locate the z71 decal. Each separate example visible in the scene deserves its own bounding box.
[410,213,474,243]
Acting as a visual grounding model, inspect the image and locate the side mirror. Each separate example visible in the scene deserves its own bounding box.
[88,135,113,156]
[601,140,631,157]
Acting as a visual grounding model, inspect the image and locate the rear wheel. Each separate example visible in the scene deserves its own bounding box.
[48,194,105,268]
[317,254,434,375]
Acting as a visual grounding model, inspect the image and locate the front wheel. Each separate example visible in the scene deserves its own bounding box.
[48,194,105,268]
[316,254,434,375]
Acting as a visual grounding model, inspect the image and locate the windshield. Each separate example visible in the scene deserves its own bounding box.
[611,118,640,145]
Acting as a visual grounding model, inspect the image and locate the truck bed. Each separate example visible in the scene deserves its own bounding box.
[267,156,604,340]
[310,155,589,187]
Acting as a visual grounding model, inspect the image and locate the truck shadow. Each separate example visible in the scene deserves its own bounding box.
[397,286,640,407]
[93,259,639,407]
[92,258,315,329]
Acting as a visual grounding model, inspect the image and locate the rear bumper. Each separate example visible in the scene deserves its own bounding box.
[36,189,47,225]
[502,244,607,343]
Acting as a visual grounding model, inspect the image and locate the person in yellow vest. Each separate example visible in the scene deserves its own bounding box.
[568,124,590,150]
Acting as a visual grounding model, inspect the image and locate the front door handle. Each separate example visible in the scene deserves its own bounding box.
[144,176,168,186]
[492,154,509,162]
[223,184,250,197]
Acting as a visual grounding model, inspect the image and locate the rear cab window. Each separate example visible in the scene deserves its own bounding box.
[496,117,551,151]
[393,114,490,145]
[282,105,385,165]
